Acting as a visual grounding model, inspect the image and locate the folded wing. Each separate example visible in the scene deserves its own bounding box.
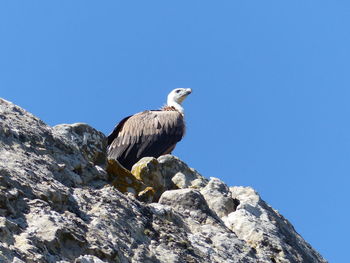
[107,110,185,170]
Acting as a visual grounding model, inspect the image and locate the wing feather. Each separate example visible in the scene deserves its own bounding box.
[107,110,185,170]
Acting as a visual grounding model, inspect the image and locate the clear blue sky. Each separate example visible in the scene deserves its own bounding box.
[1,1,349,262]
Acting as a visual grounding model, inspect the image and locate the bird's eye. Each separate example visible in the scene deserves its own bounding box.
[176,89,181,93]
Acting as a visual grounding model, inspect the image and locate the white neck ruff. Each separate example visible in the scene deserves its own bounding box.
[167,99,184,115]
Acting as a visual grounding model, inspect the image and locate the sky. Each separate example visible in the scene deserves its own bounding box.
[1,1,349,262]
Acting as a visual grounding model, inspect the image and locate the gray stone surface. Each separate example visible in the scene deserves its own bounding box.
[158,189,256,263]
[53,123,107,166]
[129,155,208,202]
[0,98,327,263]
[226,186,327,263]
[200,177,238,218]
[157,155,208,190]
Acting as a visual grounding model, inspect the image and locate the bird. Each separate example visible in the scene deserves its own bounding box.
[107,88,192,170]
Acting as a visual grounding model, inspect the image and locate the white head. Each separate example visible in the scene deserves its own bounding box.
[167,88,192,114]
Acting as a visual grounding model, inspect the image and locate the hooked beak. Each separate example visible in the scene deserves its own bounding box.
[177,88,192,104]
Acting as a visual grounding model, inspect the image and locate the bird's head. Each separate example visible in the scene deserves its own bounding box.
[167,88,192,105]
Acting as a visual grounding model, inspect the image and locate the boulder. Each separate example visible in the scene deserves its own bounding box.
[128,155,208,202]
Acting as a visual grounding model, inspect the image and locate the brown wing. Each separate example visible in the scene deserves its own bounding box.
[107,110,185,170]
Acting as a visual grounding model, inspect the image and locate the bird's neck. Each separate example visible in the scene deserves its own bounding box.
[167,100,184,115]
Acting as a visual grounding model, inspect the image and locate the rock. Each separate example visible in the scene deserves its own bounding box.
[107,152,208,203]
[107,159,145,195]
[131,157,164,201]
[159,189,221,225]
[74,255,106,263]
[157,155,208,189]
[0,98,327,263]
[200,177,239,219]
[128,155,208,202]
[157,189,257,263]
[225,186,327,263]
[53,123,107,166]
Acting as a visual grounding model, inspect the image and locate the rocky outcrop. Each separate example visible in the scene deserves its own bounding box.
[0,98,327,263]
